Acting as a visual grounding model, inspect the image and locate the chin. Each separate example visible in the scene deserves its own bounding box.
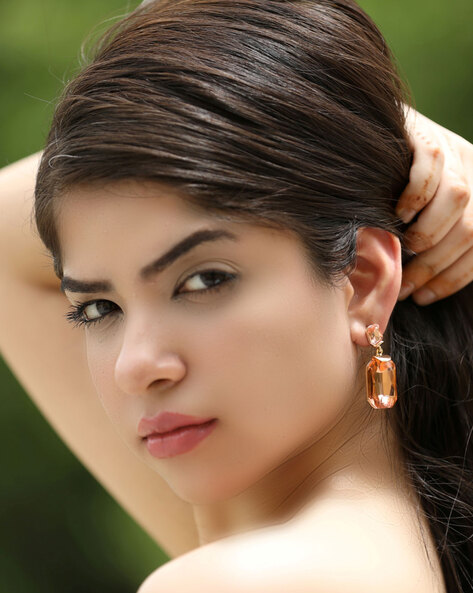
[162,461,265,506]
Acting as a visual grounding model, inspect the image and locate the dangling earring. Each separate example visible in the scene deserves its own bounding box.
[365,323,398,409]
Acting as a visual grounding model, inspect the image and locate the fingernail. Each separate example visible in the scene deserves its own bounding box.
[413,287,436,305]
[397,208,416,224]
[398,282,414,300]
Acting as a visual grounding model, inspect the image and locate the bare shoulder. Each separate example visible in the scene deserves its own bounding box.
[137,496,445,593]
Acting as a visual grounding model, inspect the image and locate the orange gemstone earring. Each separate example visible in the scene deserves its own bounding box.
[365,323,398,409]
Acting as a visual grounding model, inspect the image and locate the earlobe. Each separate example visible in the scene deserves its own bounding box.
[346,227,402,348]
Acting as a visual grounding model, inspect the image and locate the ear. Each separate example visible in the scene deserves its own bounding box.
[346,227,402,348]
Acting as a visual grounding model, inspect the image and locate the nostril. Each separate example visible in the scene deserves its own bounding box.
[152,378,174,390]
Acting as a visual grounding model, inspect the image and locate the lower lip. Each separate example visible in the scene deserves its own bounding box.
[144,420,217,459]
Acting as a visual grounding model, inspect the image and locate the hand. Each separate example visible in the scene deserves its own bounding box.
[396,108,473,305]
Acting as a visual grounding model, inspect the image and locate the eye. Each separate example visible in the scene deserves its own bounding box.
[65,269,237,329]
[175,269,236,297]
[65,300,119,328]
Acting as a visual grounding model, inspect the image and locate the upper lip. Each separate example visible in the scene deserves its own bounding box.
[138,411,216,437]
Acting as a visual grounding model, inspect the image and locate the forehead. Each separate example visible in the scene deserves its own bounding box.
[57,180,224,269]
[56,179,299,280]
[57,179,212,233]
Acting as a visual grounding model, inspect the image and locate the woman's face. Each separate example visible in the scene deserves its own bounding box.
[58,179,360,505]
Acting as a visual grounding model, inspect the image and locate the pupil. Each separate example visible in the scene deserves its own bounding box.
[96,301,110,314]
[205,271,221,286]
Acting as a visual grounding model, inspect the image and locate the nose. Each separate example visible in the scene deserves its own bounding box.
[114,322,186,396]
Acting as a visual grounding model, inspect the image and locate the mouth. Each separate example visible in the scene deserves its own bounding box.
[143,419,218,458]
[138,411,216,438]
[144,419,216,438]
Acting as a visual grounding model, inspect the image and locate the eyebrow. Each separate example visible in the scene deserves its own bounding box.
[60,228,239,294]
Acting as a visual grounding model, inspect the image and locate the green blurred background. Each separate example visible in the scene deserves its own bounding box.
[1,1,472,591]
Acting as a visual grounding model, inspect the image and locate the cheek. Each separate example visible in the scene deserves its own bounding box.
[85,335,123,422]
[210,300,353,434]
[184,283,357,496]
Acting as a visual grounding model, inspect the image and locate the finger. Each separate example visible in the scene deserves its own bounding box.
[409,245,473,305]
[396,128,445,223]
[401,167,470,254]
[398,214,473,300]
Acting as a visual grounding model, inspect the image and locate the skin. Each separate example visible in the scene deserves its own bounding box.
[57,178,410,547]
[398,109,473,304]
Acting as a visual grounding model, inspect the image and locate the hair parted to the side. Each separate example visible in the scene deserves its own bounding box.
[34,1,473,591]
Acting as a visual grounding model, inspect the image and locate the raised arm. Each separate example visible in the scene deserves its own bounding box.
[0,152,199,559]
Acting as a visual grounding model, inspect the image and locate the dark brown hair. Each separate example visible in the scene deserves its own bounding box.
[34,1,473,590]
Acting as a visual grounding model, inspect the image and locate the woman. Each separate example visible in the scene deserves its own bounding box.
[1,1,472,592]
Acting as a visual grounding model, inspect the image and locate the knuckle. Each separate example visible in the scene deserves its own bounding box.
[463,221,473,242]
[428,144,443,161]
[451,183,471,205]
[408,189,429,210]
[418,259,439,279]
[404,229,433,250]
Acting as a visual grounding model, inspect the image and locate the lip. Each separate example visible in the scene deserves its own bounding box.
[138,411,216,438]
[144,419,217,458]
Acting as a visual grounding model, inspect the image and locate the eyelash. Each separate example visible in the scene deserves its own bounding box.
[65,269,237,329]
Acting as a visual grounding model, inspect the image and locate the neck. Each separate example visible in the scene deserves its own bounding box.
[191,392,409,546]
